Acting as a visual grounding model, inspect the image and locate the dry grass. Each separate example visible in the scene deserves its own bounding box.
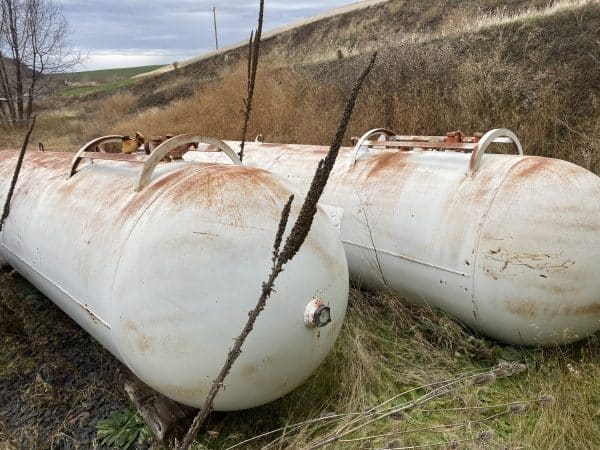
[0,91,137,151]
[112,68,346,145]
[107,50,600,174]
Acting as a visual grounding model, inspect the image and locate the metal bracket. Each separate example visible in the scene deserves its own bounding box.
[350,128,524,176]
[468,128,523,176]
[135,134,240,191]
[351,128,397,165]
[67,135,124,178]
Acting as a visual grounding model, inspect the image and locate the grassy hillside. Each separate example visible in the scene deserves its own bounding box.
[103,0,599,173]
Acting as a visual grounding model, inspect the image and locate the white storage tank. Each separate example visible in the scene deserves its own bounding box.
[0,136,349,410]
[187,129,600,345]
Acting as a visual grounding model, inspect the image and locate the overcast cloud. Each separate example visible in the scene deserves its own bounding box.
[62,1,352,70]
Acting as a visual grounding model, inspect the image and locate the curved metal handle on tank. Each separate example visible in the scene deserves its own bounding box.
[351,128,397,165]
[468,128,523,176]
[135,133,241,191]
[68,135,125,178]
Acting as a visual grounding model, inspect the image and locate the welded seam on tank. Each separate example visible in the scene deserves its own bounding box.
[341,240,469,276]
[0,243,111,329]
[469,156,534,319]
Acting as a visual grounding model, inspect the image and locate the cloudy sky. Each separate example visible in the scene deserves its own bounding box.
[62,1,353,70]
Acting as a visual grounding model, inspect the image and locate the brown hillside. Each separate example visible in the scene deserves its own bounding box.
[4,0,600,174]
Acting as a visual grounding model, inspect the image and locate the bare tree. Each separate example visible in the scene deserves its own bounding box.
[0,0,81,126]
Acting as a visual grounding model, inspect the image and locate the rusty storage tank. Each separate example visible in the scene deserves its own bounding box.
[0,135,349,410]
[186,128,600,345]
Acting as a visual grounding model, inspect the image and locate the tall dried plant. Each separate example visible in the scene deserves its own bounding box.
[177,52,378,450]
[238,0,264,162]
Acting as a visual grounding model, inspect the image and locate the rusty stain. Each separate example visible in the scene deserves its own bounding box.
[157,164,295,230]
[484,267,498,280]
[485,247,575,275]
[445,131,464,144]
[125,320,152,353]
[242,364,257,377]
[509,156,584,185]
[512,157,550,180]
[81,303,98,324]
[366,151,408,177]
[507,300,600,318]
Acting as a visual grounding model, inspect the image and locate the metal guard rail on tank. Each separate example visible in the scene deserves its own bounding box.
[67,133,241,190]
[351,128,523,175]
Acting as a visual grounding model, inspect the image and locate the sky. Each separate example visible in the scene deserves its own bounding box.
[61,1,353,71]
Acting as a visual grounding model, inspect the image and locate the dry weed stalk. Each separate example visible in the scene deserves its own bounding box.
[0,116,36,231]
[229,361,527,449]
[305,362,526,449]
[177,51,378,450]
[238,0,264,162]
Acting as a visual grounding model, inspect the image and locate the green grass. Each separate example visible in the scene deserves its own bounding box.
[58,77,138,96]
[52,65,165,97]
[56,65,164,84]
[96,410,152,449]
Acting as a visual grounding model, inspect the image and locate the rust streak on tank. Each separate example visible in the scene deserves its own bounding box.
[507,300,600,318]
[367,151,408,177]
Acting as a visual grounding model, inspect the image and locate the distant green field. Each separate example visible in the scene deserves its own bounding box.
[57,65,164,83]
[58,78,136,96]
[52,65,165,96]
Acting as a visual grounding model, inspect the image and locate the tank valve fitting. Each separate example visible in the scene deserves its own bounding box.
[304,298,331,328]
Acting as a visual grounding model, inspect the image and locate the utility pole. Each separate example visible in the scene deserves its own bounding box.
[213,6,219,50]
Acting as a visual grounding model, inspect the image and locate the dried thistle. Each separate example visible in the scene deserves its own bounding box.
[511,363,527,374]
[492,361,512,378]
[238,0,264,162]
[473,372,497,387]
[509,403,527,415]
[477,430,494,442]
[386,439,402,449]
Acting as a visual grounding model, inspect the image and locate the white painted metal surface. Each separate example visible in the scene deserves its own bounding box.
[186,134,600,345]
[0,150,349,410]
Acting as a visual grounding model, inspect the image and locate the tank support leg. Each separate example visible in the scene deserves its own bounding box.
[118,368,198,443]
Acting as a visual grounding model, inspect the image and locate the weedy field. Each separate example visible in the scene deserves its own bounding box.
[1,268,598,449]
[0,0,599,448]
